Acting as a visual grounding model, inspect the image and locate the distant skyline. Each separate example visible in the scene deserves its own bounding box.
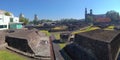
[0,0,120,20]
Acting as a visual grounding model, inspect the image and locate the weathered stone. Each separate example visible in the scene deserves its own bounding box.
[5,29,51,58]
[0,30,6,45]
[64,29,120,60]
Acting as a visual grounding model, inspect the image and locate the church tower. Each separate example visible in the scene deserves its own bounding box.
[90,9,93,15]
[85,8,87,15]
[85,8,87,20]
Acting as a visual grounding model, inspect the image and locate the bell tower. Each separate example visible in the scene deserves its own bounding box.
[90,9,93,15]
[85,8,87,15]
[85,8,87,20]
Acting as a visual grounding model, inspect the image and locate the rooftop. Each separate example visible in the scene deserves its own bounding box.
[6,29,50,56]
[77,29,120,43]
[6,29,45,40]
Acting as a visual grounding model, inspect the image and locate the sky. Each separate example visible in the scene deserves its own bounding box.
[0,0,120,20]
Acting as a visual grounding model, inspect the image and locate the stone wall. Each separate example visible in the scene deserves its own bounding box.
[73,34,110,60]
[110,34,120,60]
[5,36,34,53]
[64,43,97,60]
[0,31,6,45]
[64,33,120,60]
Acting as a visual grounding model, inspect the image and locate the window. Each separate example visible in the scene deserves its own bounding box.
[10,18,13,22]
[0,25,7,28]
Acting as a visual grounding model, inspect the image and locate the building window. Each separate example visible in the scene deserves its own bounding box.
[10,18,13,22]
[0,25,7,28]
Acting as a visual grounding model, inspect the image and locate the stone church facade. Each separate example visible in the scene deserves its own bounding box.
[85,8,111,26]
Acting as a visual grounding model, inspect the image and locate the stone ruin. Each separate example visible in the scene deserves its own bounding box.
[5,29,52,60]
[60,32,70,42]
[64,29,120,60]
[60,32,75,43]
[0,30,6,45]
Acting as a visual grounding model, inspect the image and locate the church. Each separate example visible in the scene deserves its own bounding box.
[85,8,111,26]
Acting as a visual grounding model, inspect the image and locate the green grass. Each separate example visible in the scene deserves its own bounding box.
[72,26,100,34]
[51,33,60,40]
[52,26,67,30]
[54,33,60,40]
[40,30,50,36]
[59,43,66,49]
[108,26,114,29]
[104,25,115,30]
[0,50,27,60]
[51,32,66,49]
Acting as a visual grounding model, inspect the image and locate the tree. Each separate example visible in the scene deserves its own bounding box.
[5,12,11,16]
[19,17,29,25]
[106,10,119,21]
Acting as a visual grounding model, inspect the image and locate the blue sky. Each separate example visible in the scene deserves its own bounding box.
[0,0,120,20]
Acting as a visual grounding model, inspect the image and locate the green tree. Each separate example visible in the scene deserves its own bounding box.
[19,17,29,25]
[106,10,119,21]
[5,12,11,16]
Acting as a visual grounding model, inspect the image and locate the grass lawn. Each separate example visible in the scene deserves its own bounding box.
[55,33,60,40]
[59,43,66,49]
[72,26,100,34]
[104,25,115,30]
[40,30,60,39]
[53,27,62,30]
[52,26,67,30]
[0,50,28,60]
[52,33,60,40]
[40,30,50,36]
[51,32,66,49]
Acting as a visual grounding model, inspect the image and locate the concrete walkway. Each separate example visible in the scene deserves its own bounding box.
[50,35,64,60]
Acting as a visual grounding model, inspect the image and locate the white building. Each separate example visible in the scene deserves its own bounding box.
[0,10,22,30]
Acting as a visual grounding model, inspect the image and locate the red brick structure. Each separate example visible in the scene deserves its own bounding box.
[95,18,111,23]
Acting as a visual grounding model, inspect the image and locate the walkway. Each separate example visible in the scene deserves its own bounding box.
[50,34,64,60]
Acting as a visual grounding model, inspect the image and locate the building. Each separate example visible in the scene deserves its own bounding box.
[34,14,39,21]
[85,8,111,25]
[0,10,22,30]
[64,29,120,60]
